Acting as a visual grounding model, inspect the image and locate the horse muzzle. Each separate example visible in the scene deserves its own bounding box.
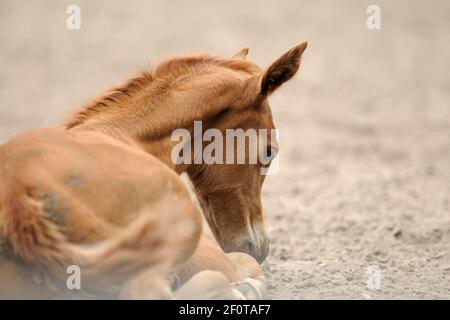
[224,227,270,264]
[235,236,270,264]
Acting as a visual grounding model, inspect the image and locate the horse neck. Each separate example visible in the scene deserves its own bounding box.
[137,95,233,174]
[67,70,245,174]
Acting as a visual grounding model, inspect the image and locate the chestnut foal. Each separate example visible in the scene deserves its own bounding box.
[0,43,307,299]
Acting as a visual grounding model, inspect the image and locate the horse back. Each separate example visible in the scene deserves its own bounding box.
[0,127,185,243]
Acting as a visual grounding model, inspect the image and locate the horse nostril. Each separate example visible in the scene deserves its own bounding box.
[232,236,270,263]
[248,240,254,252]
[242,240,254,254]
[248,240,269,264]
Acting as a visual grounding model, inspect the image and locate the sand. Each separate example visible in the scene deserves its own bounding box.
[1,0,449,299]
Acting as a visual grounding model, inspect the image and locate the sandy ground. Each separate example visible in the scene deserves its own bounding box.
[1,0,449,299]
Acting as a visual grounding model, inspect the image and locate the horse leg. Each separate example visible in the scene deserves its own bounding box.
[119,267,172,299]
[173,270,245,300]
[171,235,267,300]
[227,252,268,300]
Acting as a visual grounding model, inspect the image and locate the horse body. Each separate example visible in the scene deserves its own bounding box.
[0,127,201,297]
[0,43,307,299]
[0,127,198,241]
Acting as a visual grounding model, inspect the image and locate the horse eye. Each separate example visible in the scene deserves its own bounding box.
[264,146,277,161]
[260,146,277,165]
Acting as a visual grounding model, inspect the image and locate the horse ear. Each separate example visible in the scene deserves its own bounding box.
[260,42,307,96]
[232,47,249,60]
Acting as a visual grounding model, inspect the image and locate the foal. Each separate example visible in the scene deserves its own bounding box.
[0,43,307,298]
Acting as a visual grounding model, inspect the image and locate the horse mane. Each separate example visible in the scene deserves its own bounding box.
[65,54,260,129]
[65,71,154,129]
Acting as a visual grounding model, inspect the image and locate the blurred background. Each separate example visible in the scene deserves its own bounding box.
[1,0,449,299]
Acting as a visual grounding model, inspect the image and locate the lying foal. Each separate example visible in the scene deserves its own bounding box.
[0,43,307,299]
